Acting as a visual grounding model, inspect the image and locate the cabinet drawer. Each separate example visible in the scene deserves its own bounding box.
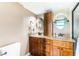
[53,40,62,47]
[62,42,73,49]
[46,39,52,45]
[53,40,73,49]
[61,49,73,56]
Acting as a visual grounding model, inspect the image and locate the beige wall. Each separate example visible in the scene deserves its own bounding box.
[0,2,35,56]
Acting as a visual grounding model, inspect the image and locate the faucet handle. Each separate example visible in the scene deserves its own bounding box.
[58,33,64,37]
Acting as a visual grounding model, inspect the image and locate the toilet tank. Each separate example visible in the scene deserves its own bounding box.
[0,42,20,56]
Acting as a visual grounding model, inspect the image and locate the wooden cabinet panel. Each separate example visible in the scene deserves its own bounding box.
[29,37,46,56]
[45,44,53,56]
[53,40,62,47]
[29,37,34,54]
[52,46,60,56]
[46,39,52,45]
[53,40,73,49]
[29,37,38,55]
[62,42,73,49]
[61,48,73,56]
[52,40,73,56]
[29,36,73,56]
[44,11,53,36]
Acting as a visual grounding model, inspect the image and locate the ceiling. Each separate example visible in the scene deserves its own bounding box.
[20,2,77,15]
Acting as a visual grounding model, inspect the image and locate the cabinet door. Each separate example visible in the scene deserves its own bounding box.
[29,37,33,54]
[46,44,53,56]
[61,48,73,56]
[37,38,43,56]
[29,37,38,56]
[45,39,61,56]
[52,46,61,56]
[45,39,52,56]
[38,38,46,56]
[29,37,46,56]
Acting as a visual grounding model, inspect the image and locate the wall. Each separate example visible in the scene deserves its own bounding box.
[0,2,35,56]
[28,16,44,36]
[53,9,72,38]
[37,9,72,38]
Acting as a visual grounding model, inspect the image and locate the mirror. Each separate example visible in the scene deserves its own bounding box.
[28,16,37,35]
[54,13,69,29]
[36,18,44,35]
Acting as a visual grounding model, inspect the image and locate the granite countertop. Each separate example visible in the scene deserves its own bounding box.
[30,35,75,43]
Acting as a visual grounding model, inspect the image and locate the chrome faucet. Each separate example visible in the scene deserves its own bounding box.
[58,33,64,37]
[54,33,64,38]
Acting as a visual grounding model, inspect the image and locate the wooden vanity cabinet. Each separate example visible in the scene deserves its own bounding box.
[61,48,73,56]
[29,37,46,56]
[29,36,73,56]
[52,40,73,56]
[45,39,53,56]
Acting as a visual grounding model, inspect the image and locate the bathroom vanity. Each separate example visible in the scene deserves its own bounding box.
[29,10,75,56]
[29,35,74,56]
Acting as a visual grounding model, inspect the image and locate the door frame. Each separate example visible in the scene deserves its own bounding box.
[72,2,79,56]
